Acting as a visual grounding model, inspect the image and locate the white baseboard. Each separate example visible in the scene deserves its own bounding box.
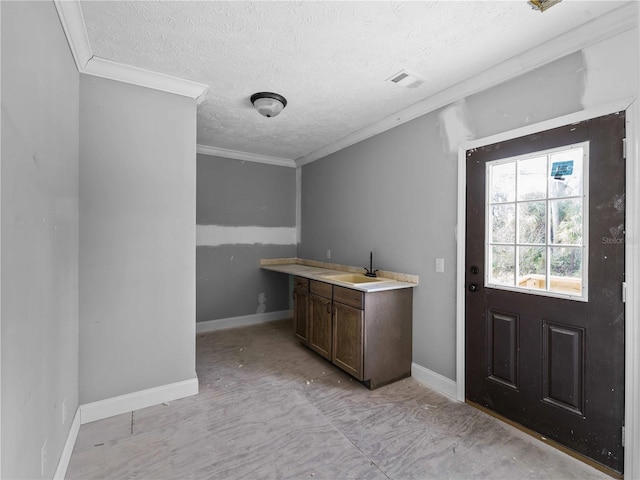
[53,407,81,480]
[80,377,199,425]
[196,309,293,334]
[411,362,458,401]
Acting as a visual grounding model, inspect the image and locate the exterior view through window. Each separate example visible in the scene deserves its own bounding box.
[485,142,588,300]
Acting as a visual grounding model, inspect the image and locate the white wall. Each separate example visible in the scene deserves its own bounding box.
[79,75,197,404]
[1,2,80,477]
[2,5,200,475]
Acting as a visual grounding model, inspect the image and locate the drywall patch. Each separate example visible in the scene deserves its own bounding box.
[196,225,297,246]
[581,29,638,110]
[438,99,475,156]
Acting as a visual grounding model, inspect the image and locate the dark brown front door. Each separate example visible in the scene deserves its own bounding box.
[465,112,626,473]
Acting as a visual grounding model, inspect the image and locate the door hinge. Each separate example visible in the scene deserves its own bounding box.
[622,282,627,303]
[622,425,625,447]
[623,138,627,160]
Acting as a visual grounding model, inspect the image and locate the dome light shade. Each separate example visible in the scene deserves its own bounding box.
[250,92,287,118]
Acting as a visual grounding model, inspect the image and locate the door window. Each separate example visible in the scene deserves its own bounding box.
[485,142,589,300]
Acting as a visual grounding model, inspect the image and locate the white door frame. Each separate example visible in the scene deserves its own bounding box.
[456,99,639,478]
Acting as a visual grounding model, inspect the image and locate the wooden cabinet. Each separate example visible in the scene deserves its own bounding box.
[293,277,309,345]
[333,300,364,380]
[308,280,332,360]
[299,279,412,389]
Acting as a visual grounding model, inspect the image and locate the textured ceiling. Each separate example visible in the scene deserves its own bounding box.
[80,1,628,161]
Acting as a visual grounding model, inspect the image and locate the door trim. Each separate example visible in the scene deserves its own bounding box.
[456,98,639,477]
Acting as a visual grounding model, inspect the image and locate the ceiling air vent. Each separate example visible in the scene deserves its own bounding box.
[386,69,424,89]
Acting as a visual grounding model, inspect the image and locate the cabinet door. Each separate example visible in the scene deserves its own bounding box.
[309,294,332,360]
[293,290,309,344]
[333,302,364,380]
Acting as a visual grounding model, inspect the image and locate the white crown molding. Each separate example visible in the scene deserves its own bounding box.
[85,57,209,102]
[196,144,297,168]
[53,0,209,102]
[53,0,92,70]
[295,2,638,167]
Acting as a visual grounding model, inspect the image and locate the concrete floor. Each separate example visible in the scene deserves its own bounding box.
[66,319,609,479]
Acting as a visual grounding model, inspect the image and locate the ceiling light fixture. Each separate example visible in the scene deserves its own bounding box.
[528,0,563,12]
[250,92,287,118]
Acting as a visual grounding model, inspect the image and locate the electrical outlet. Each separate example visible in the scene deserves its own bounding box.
[326,249,331,259]
[41,437,48,478]
[435,257,445,273]
[62,397,67,425]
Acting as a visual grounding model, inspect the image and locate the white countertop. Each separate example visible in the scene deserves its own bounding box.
[261,262,418,293]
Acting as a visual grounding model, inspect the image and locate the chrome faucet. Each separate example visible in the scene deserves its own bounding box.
[364,251,378,277]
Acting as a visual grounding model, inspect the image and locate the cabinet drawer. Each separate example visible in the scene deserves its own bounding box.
[310,280,332,299]
[294,276,309,292]
[334,286,363,309]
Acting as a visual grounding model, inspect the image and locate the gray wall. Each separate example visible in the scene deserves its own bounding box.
[196,155,296,322]
[300,30,638,381]
[1,2,80,478]
[301,110,461,378]
[79,76,197,403]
